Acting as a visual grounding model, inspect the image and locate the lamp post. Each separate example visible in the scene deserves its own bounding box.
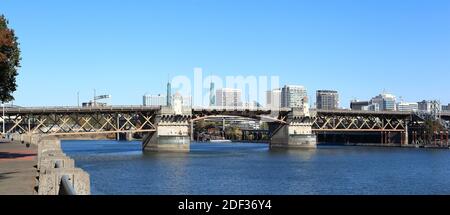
[2,102,5,136]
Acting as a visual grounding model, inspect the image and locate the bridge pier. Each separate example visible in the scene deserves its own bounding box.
[142,106,191,152]
[270,108,317,149]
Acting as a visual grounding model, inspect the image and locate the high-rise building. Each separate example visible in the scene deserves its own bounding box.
[316,90,339,110]
[266,89,281,109]
[215,88,242,107]
[166,81,172,107]
[209,82,215,106]
[418,100,441,113]
[281,85,307,108]
[371,93,396,111]
[143,94,166,106]
[350,100,370,111]
[397,102,419,112]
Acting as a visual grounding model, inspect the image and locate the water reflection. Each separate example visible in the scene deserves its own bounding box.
[269,148,317,161]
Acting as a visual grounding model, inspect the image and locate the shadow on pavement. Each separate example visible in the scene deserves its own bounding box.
[0,152,37,159]
[0,171,19,181]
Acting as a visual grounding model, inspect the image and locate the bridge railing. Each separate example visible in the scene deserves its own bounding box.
[3,105,162,112]
[192,106,290,112]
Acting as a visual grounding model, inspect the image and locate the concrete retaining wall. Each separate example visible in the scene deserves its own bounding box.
[35,136,90,195]
[9,134,91,195]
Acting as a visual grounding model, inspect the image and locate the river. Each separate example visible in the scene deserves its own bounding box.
[61,140,450,195]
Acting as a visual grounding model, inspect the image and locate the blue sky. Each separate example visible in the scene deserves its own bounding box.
[1,0,449,107]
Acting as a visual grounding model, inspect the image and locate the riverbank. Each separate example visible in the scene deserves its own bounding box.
[0,140,37,195]
[321,142,450,149]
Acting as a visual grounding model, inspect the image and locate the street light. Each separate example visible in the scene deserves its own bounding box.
[2,101,11,137]
[2,102,5,137]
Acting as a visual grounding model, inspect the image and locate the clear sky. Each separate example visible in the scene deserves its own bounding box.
[1,0,449,107]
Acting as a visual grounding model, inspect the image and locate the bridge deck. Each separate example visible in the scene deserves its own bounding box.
[3,106,161,114]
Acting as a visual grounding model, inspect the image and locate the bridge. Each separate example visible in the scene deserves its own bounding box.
[2,105,449,151]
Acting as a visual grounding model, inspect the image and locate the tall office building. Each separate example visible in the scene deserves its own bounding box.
[281,85,308,108]
[215,88,242,107]
[316,90,339,110]
[371,93,396,111]
[166,81,172,107]
[209,82,215,106]
[266,89,281,109]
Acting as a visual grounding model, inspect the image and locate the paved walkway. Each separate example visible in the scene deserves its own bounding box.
[0,140,37,195]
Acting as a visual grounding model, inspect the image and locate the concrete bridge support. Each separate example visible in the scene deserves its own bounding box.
[143,107,191,152]
[270,108,317,149]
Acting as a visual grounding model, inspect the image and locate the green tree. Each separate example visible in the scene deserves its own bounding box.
[424,119,443,143]
[0,15,21,103]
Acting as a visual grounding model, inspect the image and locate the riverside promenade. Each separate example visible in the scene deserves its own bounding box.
[0,139,37,195]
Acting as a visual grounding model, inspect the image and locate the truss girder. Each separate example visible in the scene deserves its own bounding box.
[0,111,157,135]
[312,113,408,132]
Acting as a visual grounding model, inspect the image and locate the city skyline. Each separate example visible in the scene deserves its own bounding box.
[1,0,449,107]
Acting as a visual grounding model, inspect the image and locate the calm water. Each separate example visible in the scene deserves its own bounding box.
[61,140,450,195]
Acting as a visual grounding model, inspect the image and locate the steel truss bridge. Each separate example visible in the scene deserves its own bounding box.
[1,106,160,135]
[1,106,449,139]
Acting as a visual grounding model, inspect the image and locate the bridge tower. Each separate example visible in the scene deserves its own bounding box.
[270,105,317,149]
[142,93,192,152]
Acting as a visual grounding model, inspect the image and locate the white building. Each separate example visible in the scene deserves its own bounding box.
[143,94,192,107]
[266,89,281,109]
[371,93,396,111]
[397,102,419,112]
[281,85,308,108]
[143,94,166,106]
[216,88,242,107]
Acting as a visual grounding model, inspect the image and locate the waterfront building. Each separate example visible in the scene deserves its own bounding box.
[397,102,419,112]
[216,88,242,107]
[418,100,442,113]
[350,100,370,111]
[370,93,396,111]
[363,103,380,111]
[143,93,191,107]
[281,85,308,108]
[143,94,166,106]
[266,88,281,110]
[244,101,261,109]
[443,104,450,112]
[316,90,339,110]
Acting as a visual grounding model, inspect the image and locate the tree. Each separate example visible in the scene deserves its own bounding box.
[0,15,21,103]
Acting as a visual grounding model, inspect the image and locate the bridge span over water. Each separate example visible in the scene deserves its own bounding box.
[1,106,449,151]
